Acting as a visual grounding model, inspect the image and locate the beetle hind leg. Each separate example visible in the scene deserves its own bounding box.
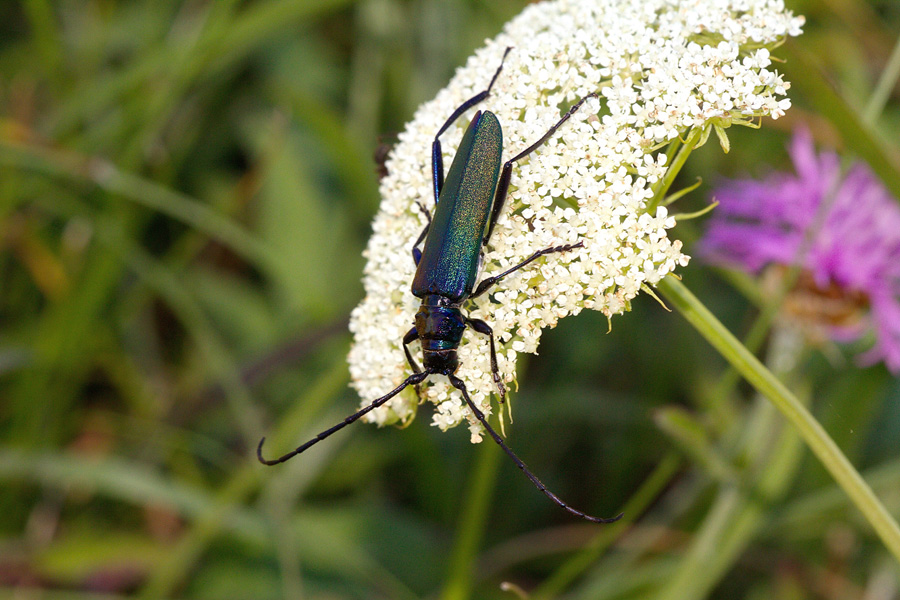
[411,202,432,265]
[431,47,512,204]
[471,241,584,299]
[482,92,598,245]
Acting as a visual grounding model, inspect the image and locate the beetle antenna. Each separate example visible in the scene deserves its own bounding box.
[448,375,623,524]
[258,372,429,465]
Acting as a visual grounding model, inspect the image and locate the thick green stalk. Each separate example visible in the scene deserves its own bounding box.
[657,277,900,564]
[655,328,806,600]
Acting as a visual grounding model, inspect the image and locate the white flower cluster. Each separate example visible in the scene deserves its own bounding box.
[348,0,803,441]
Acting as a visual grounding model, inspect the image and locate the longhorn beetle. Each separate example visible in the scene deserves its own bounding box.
[259,48,621,524]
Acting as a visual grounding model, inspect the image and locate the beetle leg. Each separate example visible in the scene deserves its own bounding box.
[465,318,505,402]
[447,375,622,524]
[471,241,584,299]
[402,327,425,402]
[431,47,512,204]
[411,202,432,265]
[484,92,598,244]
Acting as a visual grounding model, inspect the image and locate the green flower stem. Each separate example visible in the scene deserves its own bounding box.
[863,32,900,126]
[648,128,702,212]
[658,276,900,564]
[441,439,502,600]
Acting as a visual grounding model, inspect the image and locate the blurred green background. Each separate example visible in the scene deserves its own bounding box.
[1,0,899,598]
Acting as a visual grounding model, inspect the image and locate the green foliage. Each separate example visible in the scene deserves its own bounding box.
[1,1,899,599]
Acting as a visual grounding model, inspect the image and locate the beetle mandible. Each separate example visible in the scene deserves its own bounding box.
[259,48,621,524]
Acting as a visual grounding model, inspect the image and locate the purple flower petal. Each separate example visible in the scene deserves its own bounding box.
[700,127,900,373]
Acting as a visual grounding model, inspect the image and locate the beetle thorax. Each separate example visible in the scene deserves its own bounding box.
[415,295,465,375]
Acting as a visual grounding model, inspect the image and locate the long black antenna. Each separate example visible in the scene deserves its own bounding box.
[258,370,621,524]
[448,374,623,524]
[257,372,428,465]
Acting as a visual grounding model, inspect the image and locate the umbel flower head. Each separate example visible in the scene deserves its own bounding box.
[349,0,804,441]
[701,128,900,373]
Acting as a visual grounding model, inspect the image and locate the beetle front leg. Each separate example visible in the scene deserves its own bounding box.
[466,317,506,402]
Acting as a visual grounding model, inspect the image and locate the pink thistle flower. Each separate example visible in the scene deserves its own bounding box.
[700,128,900,372]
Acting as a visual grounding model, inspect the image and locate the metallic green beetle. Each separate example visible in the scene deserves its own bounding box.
[260,49,620,524]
